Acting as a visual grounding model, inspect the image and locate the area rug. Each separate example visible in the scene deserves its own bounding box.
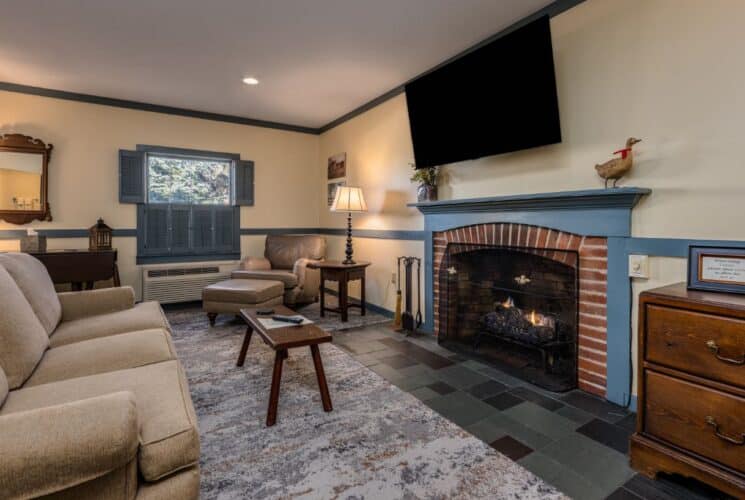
[296,296,391,332]
[166,297,391,333]
[167,309,566,499]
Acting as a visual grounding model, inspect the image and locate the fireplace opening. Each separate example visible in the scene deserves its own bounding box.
[438,243,578,392]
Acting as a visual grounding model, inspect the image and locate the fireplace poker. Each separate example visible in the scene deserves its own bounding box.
[415,257,422,330]
[401,257,415,332]
[394,257,402,328]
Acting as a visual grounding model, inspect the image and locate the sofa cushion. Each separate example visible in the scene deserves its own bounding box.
[1,360,200,482]
[0,365,7,408]
[203,278,284,304]
[26,329,176,387]
[58,286,136,322]
[231,269,298,288]
[0,391,139,499]
[0,264,49,389]
[50,301,170,348]
[0,253,62,335]
[265,234,326,269]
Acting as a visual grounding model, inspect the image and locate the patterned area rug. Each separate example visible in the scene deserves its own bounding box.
[166,309,566,500]
[296,296,391,332]
[172,298,391,332]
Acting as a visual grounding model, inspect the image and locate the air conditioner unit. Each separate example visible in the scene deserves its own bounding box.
[142,261,239,304]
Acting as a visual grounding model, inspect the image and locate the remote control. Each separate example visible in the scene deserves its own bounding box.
[271,315,304,324]
[256,308,274,315]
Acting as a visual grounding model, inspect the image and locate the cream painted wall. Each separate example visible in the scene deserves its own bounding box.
[325,235,424,314]
[0,90,319,297]
[318,0,745,395]
[317,94,425,313]
[321,0,745,240]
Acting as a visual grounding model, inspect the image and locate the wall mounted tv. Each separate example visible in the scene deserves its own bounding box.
[405,15,561,169]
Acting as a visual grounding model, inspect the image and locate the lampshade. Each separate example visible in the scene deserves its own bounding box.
[331,186,368,212]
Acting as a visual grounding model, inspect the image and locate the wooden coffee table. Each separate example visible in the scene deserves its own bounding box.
[237,305,333,426]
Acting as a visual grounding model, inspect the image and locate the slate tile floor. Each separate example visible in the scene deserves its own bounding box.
[332,325,733,500]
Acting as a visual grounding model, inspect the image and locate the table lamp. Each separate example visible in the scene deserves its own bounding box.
[330,186,367,264]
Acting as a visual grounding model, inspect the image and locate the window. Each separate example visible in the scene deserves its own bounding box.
[118,145,254,264]
[147,155,231,205]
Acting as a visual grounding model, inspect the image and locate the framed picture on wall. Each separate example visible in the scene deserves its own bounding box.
[688,245,745,294]
[327,180,345,207]
[327,153,346,180]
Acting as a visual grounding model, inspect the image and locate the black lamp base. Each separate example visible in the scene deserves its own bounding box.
[343,212,355,265]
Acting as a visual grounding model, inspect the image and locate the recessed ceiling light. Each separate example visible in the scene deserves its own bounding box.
[242,77,259,85]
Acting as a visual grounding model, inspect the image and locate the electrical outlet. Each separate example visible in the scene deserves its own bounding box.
[391,272,397,285]
[629,254,649,279]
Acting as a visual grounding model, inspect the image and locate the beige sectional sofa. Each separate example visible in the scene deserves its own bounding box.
[0,252,199,499]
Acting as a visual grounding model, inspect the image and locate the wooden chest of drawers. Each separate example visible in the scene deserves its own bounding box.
[631,283,745,497]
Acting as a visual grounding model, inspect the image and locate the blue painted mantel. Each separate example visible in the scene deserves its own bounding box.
[409,187,651,407]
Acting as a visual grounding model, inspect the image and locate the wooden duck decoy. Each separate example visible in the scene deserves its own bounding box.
[595,137,642,188]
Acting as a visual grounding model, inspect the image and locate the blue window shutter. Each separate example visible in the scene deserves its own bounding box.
[231,206,241,254]
[214,206,238,252]
[234,160,254,206]
[169,205,191,254]
[191,205,214,253]
[119,150,146,203]
[142,205,169,255]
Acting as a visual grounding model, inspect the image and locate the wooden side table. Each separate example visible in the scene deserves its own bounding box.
[309,260,370,322]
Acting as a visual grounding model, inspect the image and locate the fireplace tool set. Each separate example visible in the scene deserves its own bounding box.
[394,256,422,334]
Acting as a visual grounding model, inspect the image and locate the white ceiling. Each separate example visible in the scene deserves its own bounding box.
[0,0,553,129]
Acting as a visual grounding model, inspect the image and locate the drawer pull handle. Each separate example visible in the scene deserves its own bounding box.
[705,416,745,445]
[705,340,745,365]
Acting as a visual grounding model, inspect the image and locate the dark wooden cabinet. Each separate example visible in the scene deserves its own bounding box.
[631,283,745,498]
[29,249,120,290]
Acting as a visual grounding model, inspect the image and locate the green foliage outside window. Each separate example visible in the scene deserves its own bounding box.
[148,155,231,204]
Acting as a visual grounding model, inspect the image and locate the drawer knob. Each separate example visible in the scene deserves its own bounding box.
[705,416,745,446]
[705,340,745,366]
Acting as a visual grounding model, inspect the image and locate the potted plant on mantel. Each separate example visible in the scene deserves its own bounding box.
[410,164,440,202]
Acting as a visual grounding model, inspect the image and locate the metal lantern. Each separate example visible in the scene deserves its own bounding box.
[89,218,113,251]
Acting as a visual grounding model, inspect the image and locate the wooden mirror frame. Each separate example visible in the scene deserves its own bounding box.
[0,134,53,224]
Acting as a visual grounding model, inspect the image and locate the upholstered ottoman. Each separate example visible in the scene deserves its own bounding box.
[203,279,284,325]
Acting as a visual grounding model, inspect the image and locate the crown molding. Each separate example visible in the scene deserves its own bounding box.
[0,81,319,135]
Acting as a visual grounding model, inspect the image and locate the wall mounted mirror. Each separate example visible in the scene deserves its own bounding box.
[0,134,52,224]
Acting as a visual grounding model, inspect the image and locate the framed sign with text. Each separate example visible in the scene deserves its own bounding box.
[688,246,745,294]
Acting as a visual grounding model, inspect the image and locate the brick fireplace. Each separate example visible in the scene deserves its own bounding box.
[432,223,608,395]
[410,187,650,404]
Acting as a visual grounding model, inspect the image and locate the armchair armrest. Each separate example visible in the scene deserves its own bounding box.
[58,286,136,322]
[0,392,139,499]
[294,258,323,289]
[240,256,272,271]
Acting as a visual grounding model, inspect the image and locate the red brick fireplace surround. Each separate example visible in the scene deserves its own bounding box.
[433,223,608,396]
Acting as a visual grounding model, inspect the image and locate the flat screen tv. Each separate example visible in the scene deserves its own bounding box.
[405,16,561,168]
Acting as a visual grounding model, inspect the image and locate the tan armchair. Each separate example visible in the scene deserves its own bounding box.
[232,234,326,305]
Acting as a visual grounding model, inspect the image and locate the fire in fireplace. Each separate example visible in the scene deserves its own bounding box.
[438,243,578,392]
